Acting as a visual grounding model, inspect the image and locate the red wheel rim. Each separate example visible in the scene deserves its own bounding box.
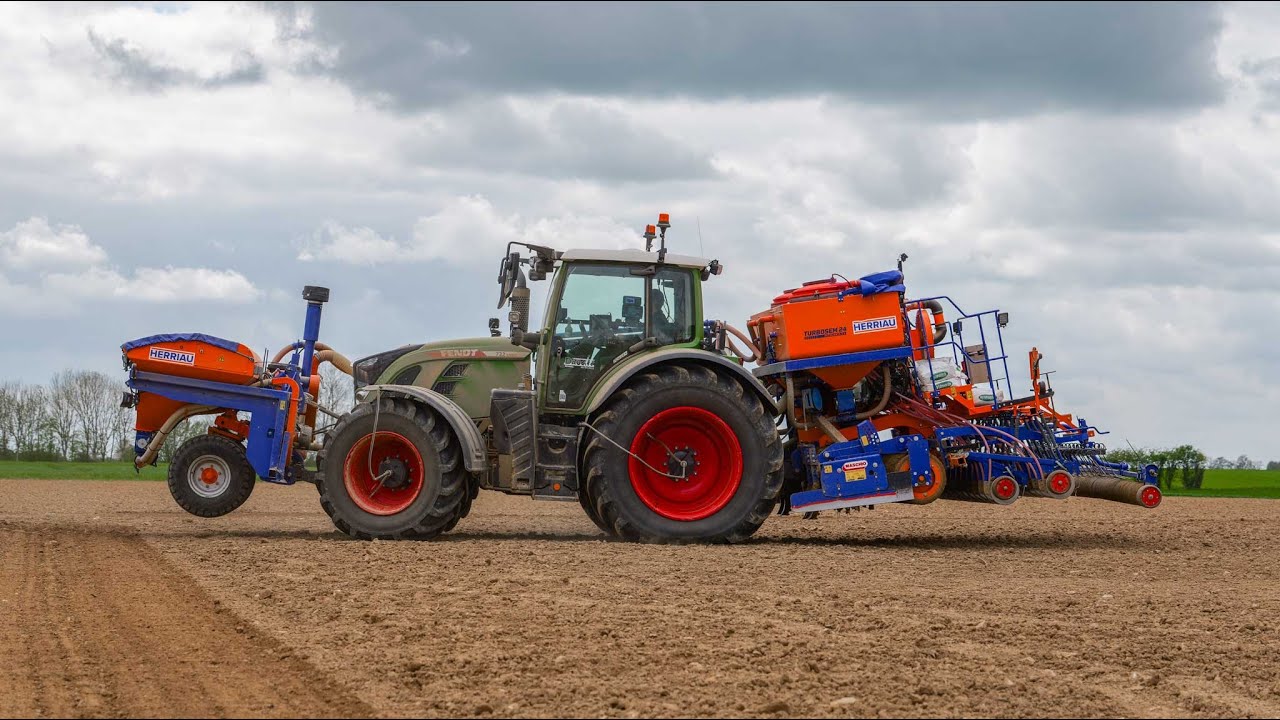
[343,431,425,516]
[1047,470,1072,495]
[1139,485,1162,508]
[992,475,1018,500]
[628,407,743,521]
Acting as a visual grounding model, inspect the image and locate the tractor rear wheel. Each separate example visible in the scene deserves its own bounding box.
[581,364,784,543]
[317,396,468,540]
[167,434,256,517]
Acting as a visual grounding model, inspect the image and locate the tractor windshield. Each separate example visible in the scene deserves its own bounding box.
[543,263,695,409]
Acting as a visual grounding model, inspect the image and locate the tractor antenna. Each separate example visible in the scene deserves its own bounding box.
[696,215,705,257]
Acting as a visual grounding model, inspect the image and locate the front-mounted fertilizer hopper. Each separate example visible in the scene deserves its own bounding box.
[121,286,353,517]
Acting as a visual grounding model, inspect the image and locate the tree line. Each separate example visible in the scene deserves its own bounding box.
[1106,445,1277,491]
[0,366,355,463]
[0,371,132,461]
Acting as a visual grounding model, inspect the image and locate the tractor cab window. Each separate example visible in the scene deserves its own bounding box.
[544,264,695,409]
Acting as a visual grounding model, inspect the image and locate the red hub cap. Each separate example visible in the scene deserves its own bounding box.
[343,431,425,516]
[628,407,743,521]
[1046,470,1072,495]
[992,475,1019,501]
[199,466,221,485]
[1139,485,1162,508]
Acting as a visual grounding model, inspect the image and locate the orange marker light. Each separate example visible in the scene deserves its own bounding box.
[645,224,656,236]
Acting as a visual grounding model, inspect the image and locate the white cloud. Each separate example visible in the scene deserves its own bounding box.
[0,217,108,271]
[0,217,259,314]
[299,195,640,265]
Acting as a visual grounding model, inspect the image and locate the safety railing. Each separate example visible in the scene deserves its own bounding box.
[904,295,1015,409]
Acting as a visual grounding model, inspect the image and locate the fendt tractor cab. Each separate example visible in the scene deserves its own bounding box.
[320,216,785,541]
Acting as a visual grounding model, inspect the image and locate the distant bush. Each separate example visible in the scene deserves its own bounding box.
[1108,445,1205,490]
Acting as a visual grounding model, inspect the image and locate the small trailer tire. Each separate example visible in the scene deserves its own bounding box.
[167,434,257,518]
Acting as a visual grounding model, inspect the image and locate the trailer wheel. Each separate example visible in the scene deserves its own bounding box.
[317,396,468,540]
[582,364,784,543]
[167,434,256,517]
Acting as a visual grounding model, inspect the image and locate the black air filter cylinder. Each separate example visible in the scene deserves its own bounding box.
[510,286,530,334]
[1073,475,1162,508]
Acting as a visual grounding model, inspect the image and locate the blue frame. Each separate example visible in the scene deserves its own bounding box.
[906,294,1013,409]
[128,370,296,483]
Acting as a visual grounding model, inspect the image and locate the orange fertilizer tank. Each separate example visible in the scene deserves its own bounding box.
[122,333,258,386]
[748,277,908,362]
[121,333,260,434]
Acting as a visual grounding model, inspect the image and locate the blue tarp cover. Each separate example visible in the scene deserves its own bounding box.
[121,333,241,353]
[856,270,905,296]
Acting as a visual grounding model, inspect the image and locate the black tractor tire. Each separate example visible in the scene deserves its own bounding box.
[167,434,256,518]
[577,474,615,536]
[581,363,784,543]
[317,396,469,540]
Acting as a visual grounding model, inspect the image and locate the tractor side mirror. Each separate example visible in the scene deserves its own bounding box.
[496,251,520,309]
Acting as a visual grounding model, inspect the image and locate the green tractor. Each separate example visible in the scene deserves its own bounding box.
[318,217,785,542]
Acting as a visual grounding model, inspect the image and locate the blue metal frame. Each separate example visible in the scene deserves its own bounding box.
[754,346,914,378]
[127,370,297,483]
[905,294,1013,409]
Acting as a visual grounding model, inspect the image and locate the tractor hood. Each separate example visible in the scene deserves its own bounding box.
[410,337,534,361]
[354,338,531,421]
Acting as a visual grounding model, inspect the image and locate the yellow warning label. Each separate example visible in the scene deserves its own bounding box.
[844,468,867,481]
[823,465,833,474]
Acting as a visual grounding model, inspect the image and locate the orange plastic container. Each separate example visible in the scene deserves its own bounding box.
[749,280,907,362]
[123,335,257,386]
[122,334,259,434]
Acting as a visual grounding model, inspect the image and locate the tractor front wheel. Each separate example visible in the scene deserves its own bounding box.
[167,434,256,517]
[317,397,469,540]
[581,364,784,543]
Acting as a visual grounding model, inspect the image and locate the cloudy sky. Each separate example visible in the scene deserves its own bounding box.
[1,2,1277,461]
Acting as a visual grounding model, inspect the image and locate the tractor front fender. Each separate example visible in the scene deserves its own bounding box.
[583,349,779,417]
[357,384,487,474]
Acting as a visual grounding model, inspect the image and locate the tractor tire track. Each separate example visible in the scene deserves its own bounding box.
[0,523,372,719]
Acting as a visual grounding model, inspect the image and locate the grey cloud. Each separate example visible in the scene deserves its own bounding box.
[1242,56,1280,109]
[983,120,1280,234]
[86,29,265,91]
[281,2,1224,115]
[402,100,716,183]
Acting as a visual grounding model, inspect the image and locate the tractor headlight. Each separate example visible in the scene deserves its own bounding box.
[351,345,418,391]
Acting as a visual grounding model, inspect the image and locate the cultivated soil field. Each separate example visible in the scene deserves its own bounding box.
[1,479,1277,719]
